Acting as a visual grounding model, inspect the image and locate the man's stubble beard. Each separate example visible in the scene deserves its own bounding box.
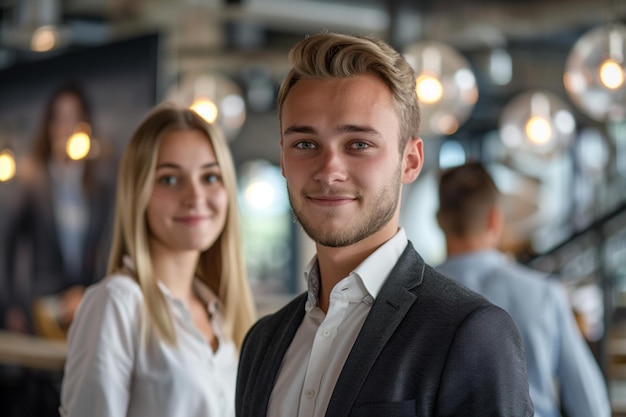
[287,166,402,248]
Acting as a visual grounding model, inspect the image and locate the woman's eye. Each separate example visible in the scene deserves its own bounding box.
[204,173,221,184]
[158,175,178,186]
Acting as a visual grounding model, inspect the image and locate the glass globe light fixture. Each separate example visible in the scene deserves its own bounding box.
[165,72,246,141]
[499,90,576,157]
[564,23,626,122]
[403,41,478,137]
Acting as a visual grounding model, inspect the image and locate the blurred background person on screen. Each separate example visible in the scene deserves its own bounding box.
[4,82,114,337]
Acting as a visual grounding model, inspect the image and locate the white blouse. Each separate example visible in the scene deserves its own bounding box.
[60,272,237,417]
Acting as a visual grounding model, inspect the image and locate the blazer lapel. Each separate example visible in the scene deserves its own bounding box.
[326,244,425,416]
[250,294,307,414]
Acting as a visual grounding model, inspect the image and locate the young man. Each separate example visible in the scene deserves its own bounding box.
[236,33,534,417]
[435,161,611,417]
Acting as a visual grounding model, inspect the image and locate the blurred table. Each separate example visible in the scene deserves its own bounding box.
[0,331,66,371]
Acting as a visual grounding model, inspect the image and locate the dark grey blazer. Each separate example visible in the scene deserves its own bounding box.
[236,243,534,417]
[4,167,114,328]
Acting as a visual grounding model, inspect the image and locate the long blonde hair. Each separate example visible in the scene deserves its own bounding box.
[107,105,256,349]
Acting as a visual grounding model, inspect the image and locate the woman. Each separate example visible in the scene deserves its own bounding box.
[60,106,256,417]
[5,83,113,335]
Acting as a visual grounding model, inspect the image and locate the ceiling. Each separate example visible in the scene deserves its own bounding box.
[3,0,624,63]
[1,0,625,164]
[1,0,625,252]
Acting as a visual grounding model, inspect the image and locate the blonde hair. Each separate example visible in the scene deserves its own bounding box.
[107,105,256,349]
[277,32,420,150]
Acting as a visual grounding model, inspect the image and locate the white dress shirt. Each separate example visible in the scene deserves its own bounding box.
[49,160,88,279]
[60,271,237,417]
[267,228,408,417]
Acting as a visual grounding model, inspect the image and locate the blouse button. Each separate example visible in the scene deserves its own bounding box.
[304,389,316,399]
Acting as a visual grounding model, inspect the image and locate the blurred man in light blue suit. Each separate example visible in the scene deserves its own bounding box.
[435,161,610,417]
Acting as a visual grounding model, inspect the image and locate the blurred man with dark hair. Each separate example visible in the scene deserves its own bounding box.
[436,161,610,417]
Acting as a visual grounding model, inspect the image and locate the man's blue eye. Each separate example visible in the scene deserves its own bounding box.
[296,141,315,149]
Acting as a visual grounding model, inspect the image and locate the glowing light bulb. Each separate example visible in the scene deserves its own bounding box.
[499,90,574,157]
[416,74,443,104]
[525,116,552,145]
[190,98,219,124]
[599,58,624,89]
[66,132,91,160]
[31,26,58,52]
[0,150,16,182]
[166,72,247,141]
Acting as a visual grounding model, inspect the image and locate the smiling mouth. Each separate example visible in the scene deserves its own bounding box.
[174,216,209,225]
[307,195,356,206]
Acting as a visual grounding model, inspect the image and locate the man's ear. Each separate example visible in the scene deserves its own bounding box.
[487,205,505,241]
[402,137,424,184]
[279,138,286,178]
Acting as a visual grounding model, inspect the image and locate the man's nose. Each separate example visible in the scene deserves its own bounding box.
[313,148,347,184]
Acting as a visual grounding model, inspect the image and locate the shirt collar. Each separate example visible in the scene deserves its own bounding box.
[303,228,408,308]
[441,249,505,269]
[192,279,221,316]
[354,227,408,299]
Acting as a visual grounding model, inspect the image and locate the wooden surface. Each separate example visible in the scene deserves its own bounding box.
[0,331,66,371]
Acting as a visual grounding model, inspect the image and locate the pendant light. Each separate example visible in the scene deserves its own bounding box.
[564,23,626,122]
[403,41,478,136]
